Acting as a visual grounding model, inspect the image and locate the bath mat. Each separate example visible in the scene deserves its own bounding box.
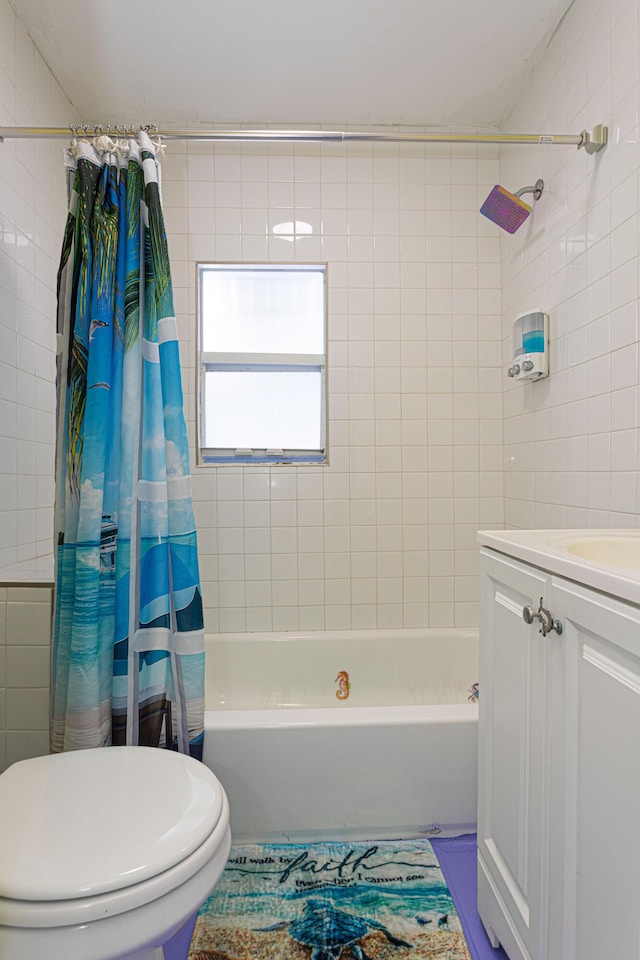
[188,839,472,960]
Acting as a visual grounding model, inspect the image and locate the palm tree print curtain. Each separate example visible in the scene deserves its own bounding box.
[53,131,204,759]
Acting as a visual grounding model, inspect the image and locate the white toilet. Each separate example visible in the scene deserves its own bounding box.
[0,746,231,960]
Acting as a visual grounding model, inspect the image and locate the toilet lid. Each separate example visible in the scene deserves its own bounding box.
[0,747,224,901]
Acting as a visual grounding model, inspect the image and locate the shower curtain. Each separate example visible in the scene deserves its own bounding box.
[52,131,204,759]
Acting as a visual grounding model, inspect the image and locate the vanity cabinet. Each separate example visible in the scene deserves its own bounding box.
[478,544,640,960]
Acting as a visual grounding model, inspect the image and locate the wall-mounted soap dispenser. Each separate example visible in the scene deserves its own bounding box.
[507,310,549,382]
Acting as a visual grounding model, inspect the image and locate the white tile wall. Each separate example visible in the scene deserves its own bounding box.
[163,133,504,631]
[1,0,637,764]
[0,0,74,766]
[0,0,73,568]
[1,0,636,757]
[500,0,640,530]
[0,587,5,769]
[0,586,52,772]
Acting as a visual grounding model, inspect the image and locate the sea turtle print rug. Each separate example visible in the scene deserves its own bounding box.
[189,839,472,960]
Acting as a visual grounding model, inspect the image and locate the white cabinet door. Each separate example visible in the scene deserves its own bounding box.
[549,577,640,960]
[478,548,554,960]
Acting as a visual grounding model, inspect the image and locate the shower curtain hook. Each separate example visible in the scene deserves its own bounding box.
[68,124,81,152]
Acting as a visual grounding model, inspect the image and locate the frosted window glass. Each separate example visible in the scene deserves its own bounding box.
[202,268,324,354]
[205,371,322,449]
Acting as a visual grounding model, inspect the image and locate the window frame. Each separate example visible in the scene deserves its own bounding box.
[196,262,328,466]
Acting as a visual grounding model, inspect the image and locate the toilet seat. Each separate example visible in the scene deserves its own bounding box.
[0,747,229,929]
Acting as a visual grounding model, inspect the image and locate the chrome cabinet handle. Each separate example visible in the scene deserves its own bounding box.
[523,597,563,637]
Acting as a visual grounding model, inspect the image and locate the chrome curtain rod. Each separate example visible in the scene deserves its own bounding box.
[0,123,608,153]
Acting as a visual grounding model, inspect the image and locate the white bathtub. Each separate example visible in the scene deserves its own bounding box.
[202,628,479,843]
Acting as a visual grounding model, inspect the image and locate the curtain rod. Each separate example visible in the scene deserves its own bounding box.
[0,124,608,153]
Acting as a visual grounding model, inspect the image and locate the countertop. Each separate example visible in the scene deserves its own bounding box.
[478,529,640,607]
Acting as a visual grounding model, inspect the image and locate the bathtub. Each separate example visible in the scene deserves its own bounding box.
[202,628,478,843]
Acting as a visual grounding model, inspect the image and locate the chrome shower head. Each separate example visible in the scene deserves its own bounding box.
[480,179,544,233]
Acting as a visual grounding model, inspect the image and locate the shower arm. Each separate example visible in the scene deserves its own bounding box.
[0,123,608,152]
[515,179,545,201]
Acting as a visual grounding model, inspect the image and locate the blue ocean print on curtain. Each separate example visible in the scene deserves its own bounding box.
[53,131,204,759]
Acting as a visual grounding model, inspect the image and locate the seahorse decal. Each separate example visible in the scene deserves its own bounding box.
[335,670,351,700]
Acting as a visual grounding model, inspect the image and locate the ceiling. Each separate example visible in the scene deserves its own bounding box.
[13,0,572,129]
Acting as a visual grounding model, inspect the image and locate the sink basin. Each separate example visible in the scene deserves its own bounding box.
[566,536,640,570]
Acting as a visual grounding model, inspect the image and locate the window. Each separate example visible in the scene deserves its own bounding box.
[197,263,327,464]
